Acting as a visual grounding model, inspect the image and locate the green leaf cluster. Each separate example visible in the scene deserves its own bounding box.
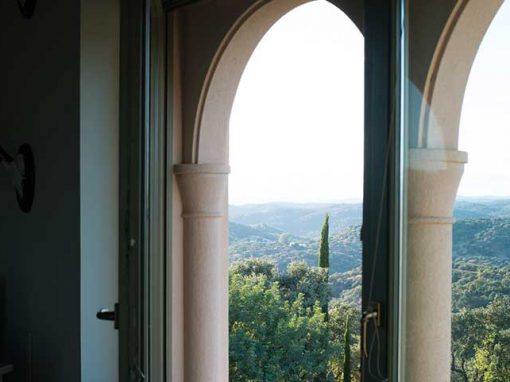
[451,261,510,382]
[229,259,360,382]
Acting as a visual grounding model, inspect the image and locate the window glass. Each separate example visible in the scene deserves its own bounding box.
[400,2,510,381]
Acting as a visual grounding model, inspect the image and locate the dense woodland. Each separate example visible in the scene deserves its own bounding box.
[229,200,510,381]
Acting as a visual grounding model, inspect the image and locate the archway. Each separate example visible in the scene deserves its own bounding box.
[173,1,363,380]
[228,2,364,380]
[452,2,510,380]
[190,0,363,165]
[417,0,504,150]
[172,0,508,379]
[405,1,507,381]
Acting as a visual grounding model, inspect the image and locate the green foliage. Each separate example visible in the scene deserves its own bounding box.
[450,260,510,381]
[277,261,330,311]
[228,202,510,382]
[453,219,510,261]
[452,296,510,381]
[318,213,330,317]
[319,213,330,269]
[452,259,510,312]
[330,267,362,307]
[328,302,360,382]
[229,223,361,274]
[229,267,330,381]
[343,317,352,382]
[229,259,360,382]
[230,258,277,280]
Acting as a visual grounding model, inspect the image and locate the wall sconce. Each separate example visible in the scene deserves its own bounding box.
[0,144,35,213]
[17,0,37,19]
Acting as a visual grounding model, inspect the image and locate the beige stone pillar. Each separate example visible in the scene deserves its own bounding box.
[406,149,467,382]
[174,164,229,382]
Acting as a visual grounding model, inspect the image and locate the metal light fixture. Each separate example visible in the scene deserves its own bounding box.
[0,144,35,213]
[7,1,37,212]
[17,0,37,19]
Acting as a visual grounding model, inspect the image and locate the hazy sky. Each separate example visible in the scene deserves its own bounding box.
[229,0,510,205]
[458,1,510,197]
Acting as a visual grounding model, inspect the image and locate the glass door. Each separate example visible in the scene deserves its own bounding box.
[398,1,510,381]
[118,0,167,380]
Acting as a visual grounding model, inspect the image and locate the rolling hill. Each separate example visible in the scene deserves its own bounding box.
[229,199,510,304]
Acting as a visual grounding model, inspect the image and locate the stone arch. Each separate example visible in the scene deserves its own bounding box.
[418,0,504,149]
[171,3,364,380]
[405,2,506,380]
[190,0,363,164]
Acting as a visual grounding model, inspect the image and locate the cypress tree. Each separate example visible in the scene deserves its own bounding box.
[343,317,352,382]
[318,213,330,269]
[318,213,330,319]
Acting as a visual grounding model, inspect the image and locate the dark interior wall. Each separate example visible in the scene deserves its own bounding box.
[0,1,81,381]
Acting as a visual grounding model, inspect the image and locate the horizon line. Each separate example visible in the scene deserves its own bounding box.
[229,195,510,207]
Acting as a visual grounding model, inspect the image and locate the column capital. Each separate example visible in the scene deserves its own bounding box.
[174,163,230,218]
[408,148,467,223]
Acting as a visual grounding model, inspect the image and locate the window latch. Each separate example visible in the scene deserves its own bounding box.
[361,302,382,358]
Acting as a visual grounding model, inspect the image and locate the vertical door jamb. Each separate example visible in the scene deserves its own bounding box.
[119,0,168,380]
[146,1,169,380]
[119,0,147,379]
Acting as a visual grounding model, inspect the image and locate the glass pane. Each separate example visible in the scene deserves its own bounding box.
[401,1,510,381]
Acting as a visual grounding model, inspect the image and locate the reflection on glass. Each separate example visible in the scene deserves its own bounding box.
[402,1,510,381]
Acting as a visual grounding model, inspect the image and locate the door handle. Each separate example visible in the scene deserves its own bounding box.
[96,303,119,330]
[361,302,381,358]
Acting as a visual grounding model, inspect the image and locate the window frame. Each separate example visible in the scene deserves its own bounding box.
[126,0,408,380]
[362,0,404,380]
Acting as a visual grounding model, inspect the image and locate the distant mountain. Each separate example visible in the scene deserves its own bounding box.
[229,223,361,273]
[230,217,510,266]
[229,222,283,242]
[230,203,362,237]
[230,199,510,237]
[229,200,510,302]
[453,218,510,261]
[229,221,362,303]
[454,199,510,219]
[330,266,362,306]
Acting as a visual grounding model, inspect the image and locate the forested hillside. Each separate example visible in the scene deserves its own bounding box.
[230,202,510,263]
[229,199,510,381]
[230,202,362,237]
[229,198,510,237]
[230,223,361,273]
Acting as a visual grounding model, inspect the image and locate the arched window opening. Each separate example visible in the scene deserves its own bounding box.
[227,1,364,380]
[452,2,510,380]
[401,1,509,380]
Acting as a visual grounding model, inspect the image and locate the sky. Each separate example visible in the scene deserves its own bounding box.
[457,1,510,197]
[229,0,510,205]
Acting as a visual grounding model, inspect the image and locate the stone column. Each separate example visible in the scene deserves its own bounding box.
[406,149,467,382]
[174,164,229,382]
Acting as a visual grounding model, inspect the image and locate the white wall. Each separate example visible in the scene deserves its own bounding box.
[0,1,120,380]
[80,0,120,380]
